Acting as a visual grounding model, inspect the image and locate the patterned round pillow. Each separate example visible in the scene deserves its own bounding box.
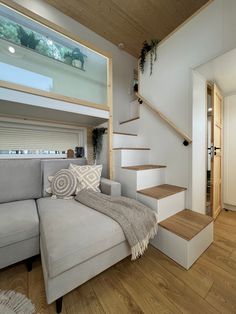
[50,169,77,199]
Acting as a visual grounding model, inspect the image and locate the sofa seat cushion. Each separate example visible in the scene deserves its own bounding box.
[0,200,39,248]
[37,198,126,278]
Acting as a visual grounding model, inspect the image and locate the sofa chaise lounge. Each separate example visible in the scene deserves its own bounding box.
[0,158,129,313]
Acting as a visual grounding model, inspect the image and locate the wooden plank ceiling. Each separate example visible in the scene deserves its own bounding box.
[45,0,210,57]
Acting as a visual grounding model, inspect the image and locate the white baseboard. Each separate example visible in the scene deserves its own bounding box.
[223,204,236,211]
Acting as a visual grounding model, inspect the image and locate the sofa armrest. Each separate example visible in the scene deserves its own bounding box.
[100,177,121,197]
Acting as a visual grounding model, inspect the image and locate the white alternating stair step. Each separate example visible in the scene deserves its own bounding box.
[111,112,213,269]
[118,116,140,134]
[137,184,186,222]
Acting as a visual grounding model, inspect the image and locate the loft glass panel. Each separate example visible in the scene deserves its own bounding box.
[0,4,108,107]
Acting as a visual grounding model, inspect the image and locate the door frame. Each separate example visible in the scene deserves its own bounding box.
[210,83,223,219]
[191,70,223,217]
[206,83,213,215]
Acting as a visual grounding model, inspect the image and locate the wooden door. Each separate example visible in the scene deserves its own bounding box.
[211,84,223,219]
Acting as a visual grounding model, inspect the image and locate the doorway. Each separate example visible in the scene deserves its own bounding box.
[206,84,212,215]
[206,84,223,219]
[192,47,236,217]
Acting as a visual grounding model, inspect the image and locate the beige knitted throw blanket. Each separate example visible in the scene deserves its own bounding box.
[75,190,158,260]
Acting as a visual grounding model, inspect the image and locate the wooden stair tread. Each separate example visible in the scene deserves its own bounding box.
[137,184,186,200]
[122,164,166,171]
[113,132,137,136]
[119,117,140,125]
[113,147,150,150]
[159,209,213,240]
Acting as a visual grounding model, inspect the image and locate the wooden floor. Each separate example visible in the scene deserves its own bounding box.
[0,210,236,313]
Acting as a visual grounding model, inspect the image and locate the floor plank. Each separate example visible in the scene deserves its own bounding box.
[113,258,180,313]
[194,257,236,313]
[136,252,217,313]
[0,211,235,313]
[64,281,105,314]
[90,267,143,314]
[148,246,213,298]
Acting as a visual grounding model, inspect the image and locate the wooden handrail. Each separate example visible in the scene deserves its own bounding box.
[136,92,192,146]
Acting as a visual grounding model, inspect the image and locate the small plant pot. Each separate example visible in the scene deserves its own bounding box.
[72,59,84,69]
[64,56,73,65]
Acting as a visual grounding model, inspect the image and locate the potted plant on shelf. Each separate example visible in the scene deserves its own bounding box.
[72,47,87,70]
[139,39,159,75]
[17,25,40,49]
[63,51,73,65]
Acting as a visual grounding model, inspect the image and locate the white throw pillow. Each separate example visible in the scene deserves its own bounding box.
[69,164,102,193]
[46,169,77,199]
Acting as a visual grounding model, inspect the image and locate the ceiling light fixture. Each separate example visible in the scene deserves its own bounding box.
[8,46,15,54]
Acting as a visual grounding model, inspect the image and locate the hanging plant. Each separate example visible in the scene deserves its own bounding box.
[92,127,106,162]
[139,39,159,75]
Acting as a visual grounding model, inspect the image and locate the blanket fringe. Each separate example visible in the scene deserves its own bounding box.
[131,214,158,260]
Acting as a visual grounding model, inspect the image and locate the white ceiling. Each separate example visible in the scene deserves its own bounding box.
[196,48,236,95]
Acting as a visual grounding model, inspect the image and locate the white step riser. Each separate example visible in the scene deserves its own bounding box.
[119,119,139,134]
[113,168,137,199]
[151,222,213,269]
[137,191,186,222]
[137,168,166,190]
[113,168,166,198]
[113,134,144,148]
[129,100,140,118]
[113,150,149,167]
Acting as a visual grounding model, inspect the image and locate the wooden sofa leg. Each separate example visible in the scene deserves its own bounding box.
[56,297,63,313]
[26,257,34,272]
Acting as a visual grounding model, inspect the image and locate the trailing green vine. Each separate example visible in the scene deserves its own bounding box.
[139,39,159,75]
[92,127,106,162]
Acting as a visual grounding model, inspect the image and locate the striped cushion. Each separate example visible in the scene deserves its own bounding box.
[47,169,77,199]
[69,164,102,193]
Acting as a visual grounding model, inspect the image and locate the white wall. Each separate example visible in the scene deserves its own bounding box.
[223,94,236,211]
[12,0,137,130]
[139,0,236,209]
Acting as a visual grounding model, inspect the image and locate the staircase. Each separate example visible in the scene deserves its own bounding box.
[111,114,213,270]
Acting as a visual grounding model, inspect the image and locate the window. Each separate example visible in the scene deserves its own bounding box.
[0,3,109,106]
[0,121,84,158]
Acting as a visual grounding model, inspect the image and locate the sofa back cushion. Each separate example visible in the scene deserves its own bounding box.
[0,159,42,203]
[41,158,87,197]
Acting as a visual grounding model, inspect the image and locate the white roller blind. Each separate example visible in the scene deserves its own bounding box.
[0,123,82,151]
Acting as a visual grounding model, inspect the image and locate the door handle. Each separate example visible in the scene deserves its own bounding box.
[214,147,221,155]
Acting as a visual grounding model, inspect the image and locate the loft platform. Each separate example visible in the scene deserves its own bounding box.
[0,87,108,127]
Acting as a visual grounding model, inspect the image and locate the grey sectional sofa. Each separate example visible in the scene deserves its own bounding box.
[0,158,129,313]
[0,159,41,270]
